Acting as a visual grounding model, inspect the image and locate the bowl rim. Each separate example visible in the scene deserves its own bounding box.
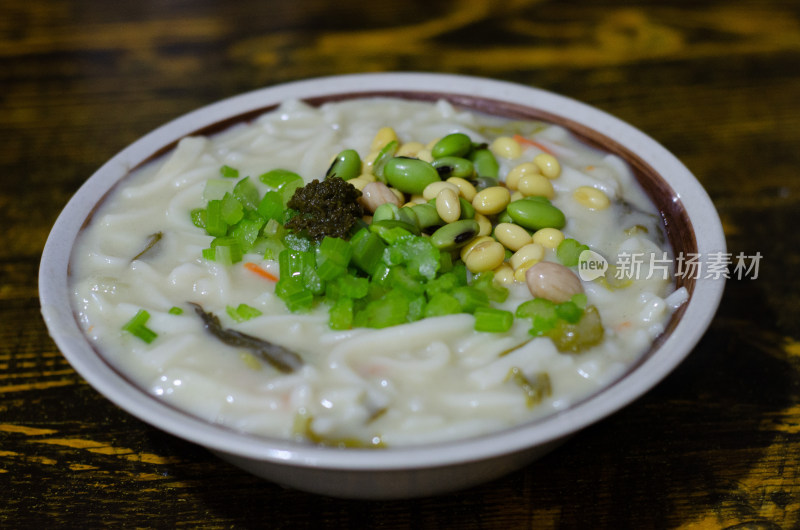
[39,72,726,471]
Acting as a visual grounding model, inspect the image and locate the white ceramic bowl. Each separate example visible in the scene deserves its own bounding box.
[39,73,725,499]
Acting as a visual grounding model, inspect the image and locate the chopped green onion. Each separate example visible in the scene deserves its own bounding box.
[205,240,243,265]
[452,286,490,314]
[263,218,284,237]
[317,260,347,281]
[471,272,509,303]
[371,262,392,286]
[326,275,370,300]
[204,179,234,201]
[389,266,425,296]
[231,216,266,253]
[516,298,558,335]
[278,249,313,280]
[122,309,158,343]
[221,193,244,225]
[168,306,184,315]
[220,165,239,179]
[350,229,387,276]
[315,236,352,281]
[369,221,417,243]
[387,236,441,281]
[202,247,216,261]
[302,264,326,295]
[257,190,285,223]
[259,169,305,204]
[355,290,409,328]
[555,300,583,323]
[425,292,461,317]
[406,295,427,321]
[190,208,207,229]
[233,176,260,210]
[259,169,302,190]
[425,271,463,297]
[516,298,557,320]
[317,237,352,265]
[557,238,590,267]
[329,297,354,330]
[282,232,312,252]
[571,293,588,309]
[262,237,285,261]
[473,306,514,332]
[205,199,228,237]
[226,303,263,322]
[275,277,314,312]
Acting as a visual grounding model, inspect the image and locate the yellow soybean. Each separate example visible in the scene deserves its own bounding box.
[396,141,425,157]
[534,153,561,179]
[472,186,511,215]
[446,176,477,201]
[505,162,540,190]
[490,136,522,159]
[362,151,379,173]
[389,187,405,203]
[494,222,533,251]
[514,263,534,283]
[459,235,495,261]
[518,174,555,199]
[416,149,434,163]
[510,243,545,271]
[474,213,493,236]
[436,188,461,223]
[423,181,460,200]
[464,241,506,273]
[573,186,610,210]
[493,262,515,285]
[532,228,564,249]
[371,127,398,152]
[347,177,370,191]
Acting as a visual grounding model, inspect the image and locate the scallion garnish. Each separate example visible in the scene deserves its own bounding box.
[473,306,514,333]
[122,309,158,343]
[226,303,263,323]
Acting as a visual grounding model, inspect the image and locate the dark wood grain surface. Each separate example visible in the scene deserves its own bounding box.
[2,0,799,527]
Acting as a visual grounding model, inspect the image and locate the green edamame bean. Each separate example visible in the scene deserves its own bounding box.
[496,209,514,224]
[396,205,419,228]
[431,156,474,179]
[410,203,443,229]
[432,133,472,159]
[370,219,421,236]
[374,202,419,228]
[373,202,400,223]
[471,176,499,192]
[373,140,399,181]
[326,149,361,181]
[384,157,440,195]
[506,198,566,230]
[459,197,475,219]
[430,219,480,251]
[469,148,499,178]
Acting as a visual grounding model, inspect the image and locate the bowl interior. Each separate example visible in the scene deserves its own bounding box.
[40,73,724,473]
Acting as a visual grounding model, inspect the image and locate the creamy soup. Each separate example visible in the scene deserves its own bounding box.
[71,98,686,447]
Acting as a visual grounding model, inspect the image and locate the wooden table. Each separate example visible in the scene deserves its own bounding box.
[2,0,798,527]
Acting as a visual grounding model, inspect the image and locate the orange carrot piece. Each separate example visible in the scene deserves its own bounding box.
[513,134,555,155]
[244,262,279,282]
